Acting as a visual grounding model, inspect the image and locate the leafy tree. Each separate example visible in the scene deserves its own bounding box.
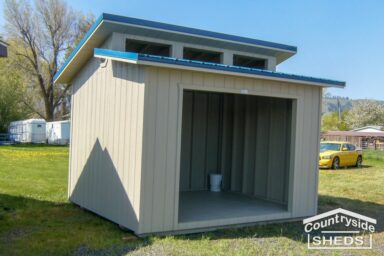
[321,111,350,132]
[345,101,384,129]
[3,0,94,121]
[0,58,32,132]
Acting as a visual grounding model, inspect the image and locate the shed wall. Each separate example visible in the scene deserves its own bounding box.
[69,57,145,231]
[140,66,321,234]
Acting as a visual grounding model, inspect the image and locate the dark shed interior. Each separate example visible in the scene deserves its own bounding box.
[178,90,294,223]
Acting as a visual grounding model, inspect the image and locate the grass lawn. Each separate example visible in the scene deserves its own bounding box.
[0,145,383,255]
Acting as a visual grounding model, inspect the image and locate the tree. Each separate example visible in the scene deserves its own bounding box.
[321,111,350,132]
[345,101,384,129]
[0,58,32,132]
[3,0,94,121]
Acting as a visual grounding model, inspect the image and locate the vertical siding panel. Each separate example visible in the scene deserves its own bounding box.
[203,73,215,87]
[140,67,158,233]
[224,76,235,89]
[163,69,181,230]
[180,91,193,190]
[129,65,138,204]
[93,67,102,213]
[151,69,170,232]
[205,93,220,178]
[254,98,269,198]
[242,96,257,195]
[134,66,145,218]
[308,88,321,214]
[267,99,288,203]
[297,86,310,215]
[313,88,322,214]
[100,61,110,215]
[68,81,77,196]
[78,63,88,206]
[220,94,233,190]
[192,71,203,86]
[88,61,97,210]
[214,75,225,89]
[231,95,245,191]
[190,92,208,190]
[116,63,125,222]
[117,63,127,218]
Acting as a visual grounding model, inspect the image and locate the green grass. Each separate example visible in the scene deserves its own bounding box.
[0,145,383,255]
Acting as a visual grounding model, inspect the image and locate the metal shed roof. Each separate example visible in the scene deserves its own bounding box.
[54,13,298,84]
[93,48,346,88]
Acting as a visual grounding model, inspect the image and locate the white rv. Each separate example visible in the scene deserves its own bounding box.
[46,120,70,145]
[9,119,46,143]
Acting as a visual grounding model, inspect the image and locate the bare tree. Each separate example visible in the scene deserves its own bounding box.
[3,0,93,120]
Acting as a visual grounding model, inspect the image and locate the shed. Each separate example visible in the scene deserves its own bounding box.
[46,120,70,145]
[54,13,345,236]
[0,39,7,58]
[9,119,46,144]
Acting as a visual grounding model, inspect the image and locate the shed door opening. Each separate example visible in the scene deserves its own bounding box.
[178,90,293,223]
[125,39,171,56]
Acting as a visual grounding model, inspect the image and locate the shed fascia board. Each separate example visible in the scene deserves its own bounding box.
[54,13,297,84]
[94,48,346,88]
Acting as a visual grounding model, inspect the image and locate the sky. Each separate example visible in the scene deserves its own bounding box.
[1,0,384,100]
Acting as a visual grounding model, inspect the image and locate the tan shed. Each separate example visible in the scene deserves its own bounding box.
[54,13,345,236]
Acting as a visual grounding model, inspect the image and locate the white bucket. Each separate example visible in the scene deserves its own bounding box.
[209,174,222,192]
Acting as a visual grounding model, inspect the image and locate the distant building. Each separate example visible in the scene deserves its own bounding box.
[322,130,384,150]
[352,126,383,133]
[0,40,8,57]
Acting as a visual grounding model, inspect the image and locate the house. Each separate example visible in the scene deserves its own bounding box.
[46,120,70,145]
[322,130,384,150]
[0,39,8,57]
[54,13,345,236]
[352,126,383,133]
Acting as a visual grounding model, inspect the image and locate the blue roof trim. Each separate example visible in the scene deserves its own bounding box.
[95,48,139,60]
[102,13,297,52]
[94,48,346,87]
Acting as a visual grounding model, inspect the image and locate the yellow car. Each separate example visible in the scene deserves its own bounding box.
[319,141,363,169]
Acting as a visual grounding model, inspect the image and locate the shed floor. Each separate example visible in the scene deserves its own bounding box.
[178,191,287,223]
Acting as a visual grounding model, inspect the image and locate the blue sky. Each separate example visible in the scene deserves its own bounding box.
[1,0,383,100]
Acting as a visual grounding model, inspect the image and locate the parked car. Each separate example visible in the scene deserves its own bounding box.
[319,141,363,169]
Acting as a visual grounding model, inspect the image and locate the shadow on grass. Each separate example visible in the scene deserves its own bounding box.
[0,193,145,255]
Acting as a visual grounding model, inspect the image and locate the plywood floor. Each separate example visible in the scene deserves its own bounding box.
[178,191,287,223]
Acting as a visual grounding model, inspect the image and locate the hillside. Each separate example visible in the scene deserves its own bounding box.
[322,93,384,114]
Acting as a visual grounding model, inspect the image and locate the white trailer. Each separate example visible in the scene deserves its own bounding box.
[46,120,70,145]
[9,119,46,143]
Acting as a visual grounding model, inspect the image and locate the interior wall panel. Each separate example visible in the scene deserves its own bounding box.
[179,91,292,205]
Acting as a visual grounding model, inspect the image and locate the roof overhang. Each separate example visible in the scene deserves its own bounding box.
[54,13,297,84]
[93,48,345,88]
